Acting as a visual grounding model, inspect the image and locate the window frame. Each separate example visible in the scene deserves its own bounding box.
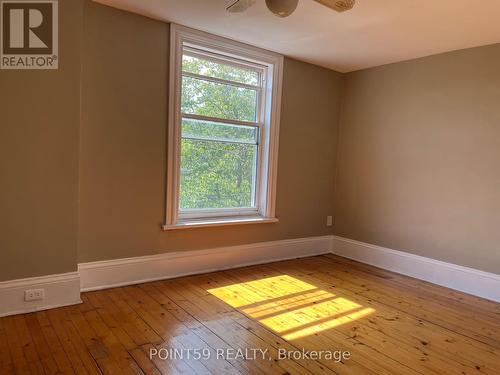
[163,24,283,230]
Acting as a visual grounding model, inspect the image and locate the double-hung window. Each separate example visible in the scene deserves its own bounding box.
[164,24,283,229]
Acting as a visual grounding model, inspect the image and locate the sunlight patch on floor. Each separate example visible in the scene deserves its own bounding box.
[207,274,375,340]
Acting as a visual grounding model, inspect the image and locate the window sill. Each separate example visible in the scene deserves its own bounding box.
[162,216,279,231]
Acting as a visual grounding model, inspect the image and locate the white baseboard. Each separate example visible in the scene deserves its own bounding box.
[79,235,333,291]
[0,272,82,317]
[332,236,500,302]
[2,235,496,317]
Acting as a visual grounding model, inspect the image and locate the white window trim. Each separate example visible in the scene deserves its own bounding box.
[163,24,283,230]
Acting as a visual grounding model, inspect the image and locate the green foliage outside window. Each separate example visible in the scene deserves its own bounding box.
[179,55,261,210]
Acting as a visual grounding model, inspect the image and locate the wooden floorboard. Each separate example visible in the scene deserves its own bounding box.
[1,255,499,374]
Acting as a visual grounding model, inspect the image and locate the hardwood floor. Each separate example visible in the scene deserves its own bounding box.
[1,255,499,374]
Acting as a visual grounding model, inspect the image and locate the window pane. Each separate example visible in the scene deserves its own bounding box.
[181,76,258,123]
[180,139,257,210]
[182,118,257,144]
[182,54,260,86]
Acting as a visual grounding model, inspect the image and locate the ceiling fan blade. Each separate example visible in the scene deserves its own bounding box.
[313,0,356,12]
[227,0,256,13]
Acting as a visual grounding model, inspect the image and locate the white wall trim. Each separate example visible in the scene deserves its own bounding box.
[2,235,497,317]
[79,235,332,291]
[332,236,500,302]
[0,272,81,317]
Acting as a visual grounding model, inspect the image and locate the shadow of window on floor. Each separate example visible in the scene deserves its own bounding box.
[207,274,374,340]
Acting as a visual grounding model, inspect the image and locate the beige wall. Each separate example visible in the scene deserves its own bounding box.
[0,0,83,281]
[3,0,498,281]
[335,44,500,274]
[77,2,342,262]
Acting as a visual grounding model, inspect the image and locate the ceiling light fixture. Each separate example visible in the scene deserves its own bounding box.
[265,0,299,18]
[227,0,356,17]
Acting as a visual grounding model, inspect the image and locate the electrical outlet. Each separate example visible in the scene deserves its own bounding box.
[25,288,45,301]
[326,216,333,227]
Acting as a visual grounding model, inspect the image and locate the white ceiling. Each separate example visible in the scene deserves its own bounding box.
[93,0,500,73]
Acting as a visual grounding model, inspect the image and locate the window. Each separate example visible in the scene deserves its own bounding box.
[164,24,283,229]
